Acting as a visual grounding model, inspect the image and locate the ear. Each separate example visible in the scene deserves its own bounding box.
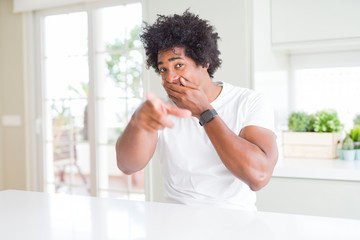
[202,63,210,69]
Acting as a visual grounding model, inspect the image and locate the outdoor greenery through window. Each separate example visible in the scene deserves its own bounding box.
[41,2,144,200]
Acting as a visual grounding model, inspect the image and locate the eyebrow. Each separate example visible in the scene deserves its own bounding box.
[157,57,183,66]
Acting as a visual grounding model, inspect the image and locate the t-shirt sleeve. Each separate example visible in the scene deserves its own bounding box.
[241,92,276,134]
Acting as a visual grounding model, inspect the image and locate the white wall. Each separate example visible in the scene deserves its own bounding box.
[252,0,289,130]
[144,0,252,202]
[0,0,27,190]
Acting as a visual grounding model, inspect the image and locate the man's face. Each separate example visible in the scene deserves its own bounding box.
[157,46,208,88]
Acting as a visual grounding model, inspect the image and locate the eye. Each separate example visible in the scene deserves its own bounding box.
[175,63,183,69]
[159,67,167,73]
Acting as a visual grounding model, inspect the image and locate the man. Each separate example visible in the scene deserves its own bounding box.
[116,11,278,210]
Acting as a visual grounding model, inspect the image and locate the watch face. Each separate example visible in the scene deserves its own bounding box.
[199,109,217,126]
[202,110,214,122]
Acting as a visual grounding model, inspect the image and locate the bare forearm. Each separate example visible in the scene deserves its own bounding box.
[116,117,158,174]
[204,116,278,191]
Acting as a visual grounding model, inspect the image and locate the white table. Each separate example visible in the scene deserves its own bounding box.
[0,190,360,240]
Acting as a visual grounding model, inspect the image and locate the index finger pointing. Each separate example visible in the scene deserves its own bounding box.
[146,92,191,118]
[146,92,167,113]
[146,92,161,106]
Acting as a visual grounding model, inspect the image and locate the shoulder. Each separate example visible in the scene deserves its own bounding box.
[220,82,266,106]
[219,82,275,132]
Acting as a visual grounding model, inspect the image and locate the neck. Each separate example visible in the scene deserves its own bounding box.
[203,77,222,103]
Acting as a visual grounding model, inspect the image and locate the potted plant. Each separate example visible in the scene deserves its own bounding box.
[288,111,314,132]
[339,135,356,160]
[312,110,342,133]
[349,126,360,160]
[283,109,343,159]
[354,113,360,127]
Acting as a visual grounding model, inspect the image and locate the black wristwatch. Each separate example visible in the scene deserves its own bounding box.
[199,109,218,126]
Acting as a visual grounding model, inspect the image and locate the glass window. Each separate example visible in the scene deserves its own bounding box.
[95,4,144,200]
[43,11,90,195]
[40,2,144,200]
[292,67,360,131]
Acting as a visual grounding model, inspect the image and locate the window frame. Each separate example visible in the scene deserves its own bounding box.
[31,0,149,198]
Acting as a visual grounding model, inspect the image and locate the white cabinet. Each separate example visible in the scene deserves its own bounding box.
[256,177,360,219]
[271,0,360,51]
[257,158,360,219]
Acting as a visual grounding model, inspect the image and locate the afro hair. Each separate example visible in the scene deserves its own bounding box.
[140,10,222,78]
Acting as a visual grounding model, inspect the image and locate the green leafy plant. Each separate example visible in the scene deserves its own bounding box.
[104,25,143,139]
[51,101,70,126]
[312,110,342,133]
[350,126,360,149]
[354,114,360,127]
[342,135,354,150]
[105,25,142,98]
[288,112,314,132]
[350,127,360,142]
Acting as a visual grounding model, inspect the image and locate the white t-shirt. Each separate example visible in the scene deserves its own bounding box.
[156,81,275,210]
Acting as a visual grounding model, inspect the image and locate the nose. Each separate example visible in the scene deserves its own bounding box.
[164,69,179,84]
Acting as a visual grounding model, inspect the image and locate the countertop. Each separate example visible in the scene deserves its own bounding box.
[274,157,360,181]
[1,190,360,240]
